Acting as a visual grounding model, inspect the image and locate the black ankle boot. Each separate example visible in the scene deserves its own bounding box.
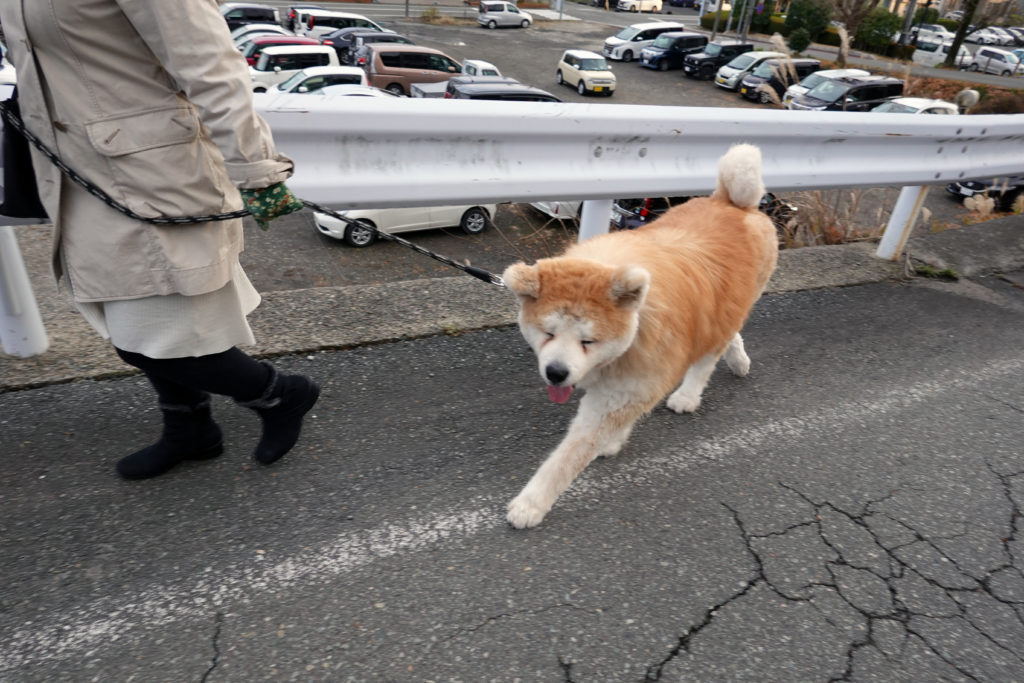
[237,362,320,465]
[116,396,224,480]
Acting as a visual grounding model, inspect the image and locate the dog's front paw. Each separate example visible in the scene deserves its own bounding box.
[726,353,750,377]
[667,391,702,414]
[507,495,549,529]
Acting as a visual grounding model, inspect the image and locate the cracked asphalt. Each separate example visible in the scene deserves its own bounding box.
[3,270,1024,681]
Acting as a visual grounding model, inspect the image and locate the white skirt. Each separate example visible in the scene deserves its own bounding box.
[72,260,261,359]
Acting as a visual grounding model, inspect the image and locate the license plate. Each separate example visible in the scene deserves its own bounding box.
[959,188,974,197]
[740,87,747,94]
[594,86,603,92]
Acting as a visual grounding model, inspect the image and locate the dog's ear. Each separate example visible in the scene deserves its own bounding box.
[503,263,540,301]
[610,265,650,310]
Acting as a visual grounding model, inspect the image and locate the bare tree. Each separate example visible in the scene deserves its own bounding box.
[833,0,885,41]
[945,0,981,68]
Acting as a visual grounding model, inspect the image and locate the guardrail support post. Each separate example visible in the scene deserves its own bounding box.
[578,199,613,242]
[876,185,929,261]
[0,224,49,358]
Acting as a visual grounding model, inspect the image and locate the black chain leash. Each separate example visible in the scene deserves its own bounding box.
[0,100,505,288]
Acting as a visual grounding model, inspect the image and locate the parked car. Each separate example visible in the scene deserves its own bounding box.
[239,35,320,66]
[477,1,533,29]
[461,59,502,77]
[231,23,292,46]
[220,2,279,31]
[350,35,418,67]
[616,0,663,13]
[946,175,1024,212]
[738,57,821,104]
[556,49,616,96]
[1001,26,1024,45]
[911,23,955,43]
[911,39,972,68]
[603,21,685,62]
[669,0,699,6]
[967,46,1024,76]
[611,194,796,230]
[714,50,785,90]
[250,45,339,92]
[313,84,399,98]
[300,10,386,39]
[683,40,754,80]
[871,96,959,114]
[449,81,562,101]
[314,204,498,247]
[363,44,462,96]
[965,27,1014,45]
[638,32,708,71]
[273,66,367,93]
[782,67,869,107]
[444,75,520,98]
[787,75,904,112]
[529,200,583,221]
[284,4,324,31]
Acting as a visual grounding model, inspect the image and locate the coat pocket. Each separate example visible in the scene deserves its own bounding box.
[84,105,236,220]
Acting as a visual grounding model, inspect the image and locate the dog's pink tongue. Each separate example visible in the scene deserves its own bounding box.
[547,385,573,404]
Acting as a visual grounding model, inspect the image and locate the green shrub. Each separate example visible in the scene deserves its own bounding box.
[784,0,833,40]
[788,27,811,52]
[699,11,730,29]
[854,7,903,53]
[913,6,939,23]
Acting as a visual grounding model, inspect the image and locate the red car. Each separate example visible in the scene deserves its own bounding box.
[240,35,320,66]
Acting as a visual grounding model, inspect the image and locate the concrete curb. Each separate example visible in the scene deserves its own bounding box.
[1,216,1021,392]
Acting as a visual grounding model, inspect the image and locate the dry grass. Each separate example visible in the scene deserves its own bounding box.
[777,189,896,248]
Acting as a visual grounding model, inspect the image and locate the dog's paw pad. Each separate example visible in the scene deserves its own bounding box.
[507,497,547,529]
[667,392,701,414]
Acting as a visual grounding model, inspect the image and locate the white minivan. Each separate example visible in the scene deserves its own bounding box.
[602,21,684,62]
[912,39,972,68]
[250,45,339,91]
[616,0,663,13]
[299,9,387,39]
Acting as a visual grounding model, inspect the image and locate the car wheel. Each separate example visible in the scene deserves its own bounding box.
[700,64,714,80]
[340,52,351,65]
[521,19,529,27]
[487,19,497,28]
[658,60,669,71]
[622,50,634,62]
[632,5,639,10]
[343,219,377,248]
[385,83,405,96]
[758,90,773,104]
[556,70,564,85]
[577,80,587,95]
[1002,69,1012,77]
[969,63,980,71]
[460,207,489,235]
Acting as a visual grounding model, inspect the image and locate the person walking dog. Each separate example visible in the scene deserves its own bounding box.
[0,0,319,479]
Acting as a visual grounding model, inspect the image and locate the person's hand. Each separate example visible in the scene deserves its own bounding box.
[240,182,304,230]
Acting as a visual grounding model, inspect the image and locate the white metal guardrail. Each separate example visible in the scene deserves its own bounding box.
[3,95,1024,358]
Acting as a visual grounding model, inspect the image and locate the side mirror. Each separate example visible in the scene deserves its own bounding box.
[273,66,282,73]
[298,86,309,93]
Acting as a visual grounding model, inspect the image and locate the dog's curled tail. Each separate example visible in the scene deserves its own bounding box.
[713,143,765,211]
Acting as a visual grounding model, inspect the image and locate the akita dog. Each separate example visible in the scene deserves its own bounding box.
[503,143,778,528]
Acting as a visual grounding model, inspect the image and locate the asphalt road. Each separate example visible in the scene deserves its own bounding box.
[3,275,1024,680]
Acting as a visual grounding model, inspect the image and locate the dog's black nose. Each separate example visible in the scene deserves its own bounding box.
[545,363,570,385]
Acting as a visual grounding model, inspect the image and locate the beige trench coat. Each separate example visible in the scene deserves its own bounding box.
[0,0,294,302]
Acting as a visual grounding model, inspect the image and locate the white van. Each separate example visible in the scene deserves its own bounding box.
[250,45,339,91]
[912,40,971,68]
[616,0,663,13]
[299,9,387,39]
[602,21,684,62]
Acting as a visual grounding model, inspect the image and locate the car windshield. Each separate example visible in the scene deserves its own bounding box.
[614,26,642,40]
[651,34,677,48]
[805,79,851,103]
[798,72,826,90]
[726,54,757,70]
[872,101,918,114]
[579,57,609,70]
[752,61,781,78]
[704,44,723,57]
[277,70,311,90]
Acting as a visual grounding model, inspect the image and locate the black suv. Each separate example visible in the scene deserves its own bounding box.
[787,75,903,112]
[638,32,709,71]
[220,2,278,31]
[683,40,754,80]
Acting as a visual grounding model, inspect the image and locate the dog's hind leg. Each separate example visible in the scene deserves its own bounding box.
[723,332,751,377]
[507,395,646,529]
[666,351,722,414]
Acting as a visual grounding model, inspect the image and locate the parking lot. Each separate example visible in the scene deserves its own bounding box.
[232,7,976,294]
